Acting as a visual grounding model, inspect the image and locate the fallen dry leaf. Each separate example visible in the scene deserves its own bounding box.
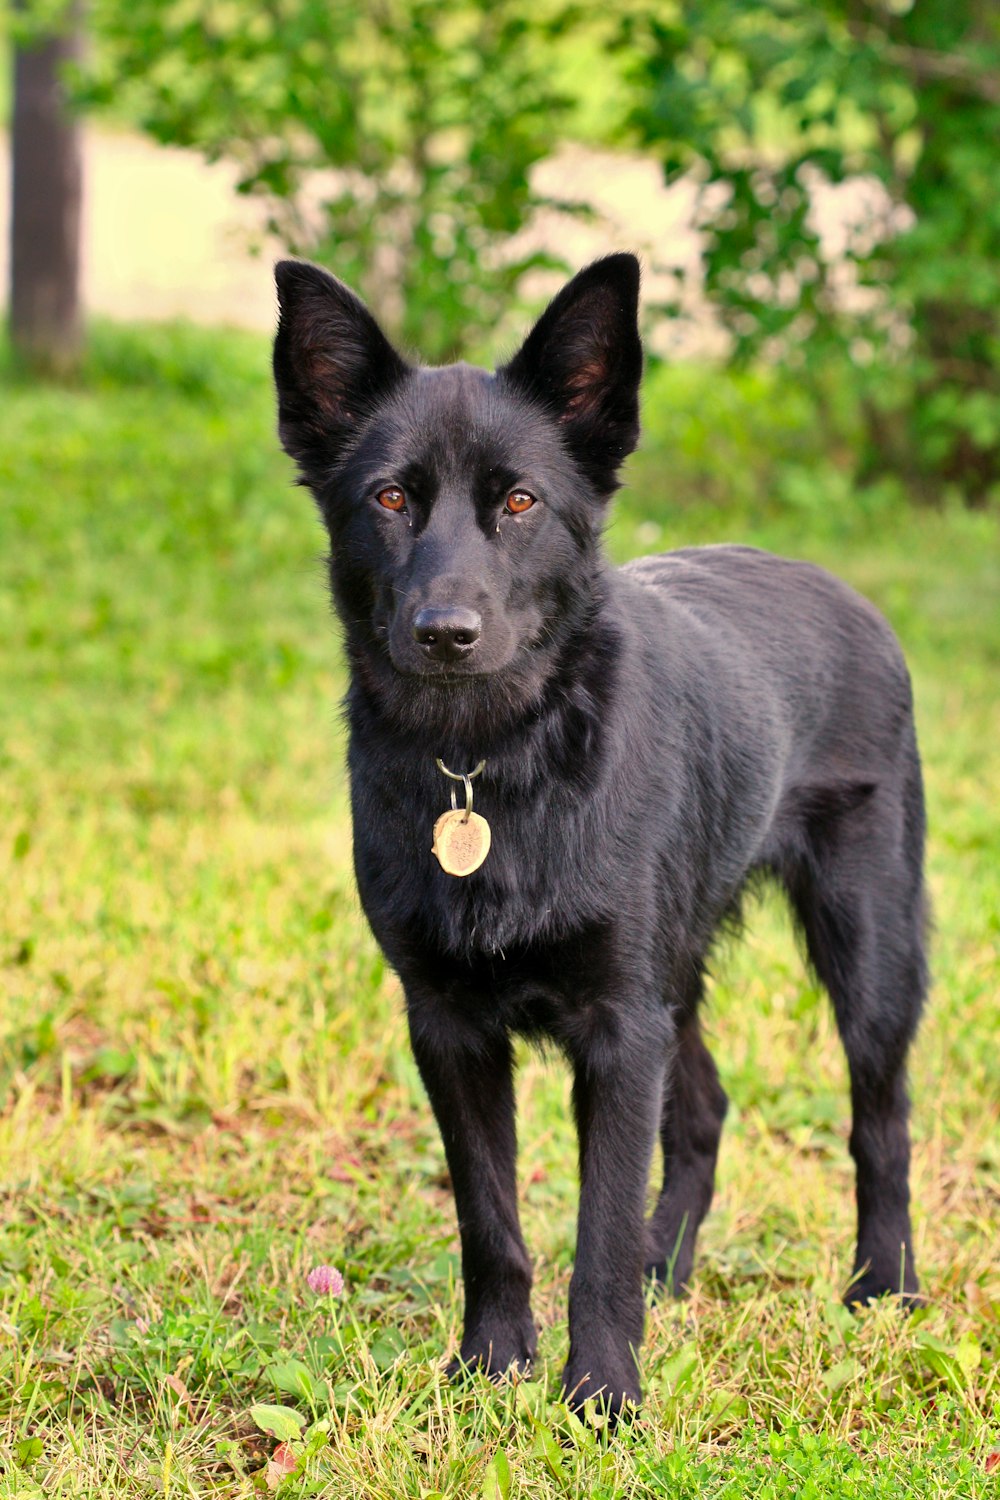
[264,1442,299,1488]
[162,1372,193,1414]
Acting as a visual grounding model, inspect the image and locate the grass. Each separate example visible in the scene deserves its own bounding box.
[1,321,998,1497]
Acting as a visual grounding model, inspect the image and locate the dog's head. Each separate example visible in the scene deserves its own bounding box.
[273,255,642,722]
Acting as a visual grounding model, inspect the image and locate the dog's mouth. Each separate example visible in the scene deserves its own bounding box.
[393,656,502,684]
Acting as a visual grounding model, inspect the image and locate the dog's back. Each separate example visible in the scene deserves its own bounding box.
[624,542,921,823]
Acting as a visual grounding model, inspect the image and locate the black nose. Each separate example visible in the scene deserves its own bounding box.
[412,606,482,662]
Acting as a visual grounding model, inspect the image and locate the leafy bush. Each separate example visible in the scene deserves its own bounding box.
[629,0,1000,503]
[82,0,583,362]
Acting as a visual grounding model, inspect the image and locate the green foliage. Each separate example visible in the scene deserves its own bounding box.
[629,0,1000,502]
[249,1404,305,1440]
[80,0,583,361]
[1,321,998,1493]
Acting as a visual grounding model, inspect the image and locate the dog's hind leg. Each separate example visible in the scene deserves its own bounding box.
[645,980,728,1296]
[787,759,927,1306]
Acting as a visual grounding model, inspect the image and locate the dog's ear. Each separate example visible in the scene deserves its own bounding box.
[499,254,642,494]
[273,260,410,486]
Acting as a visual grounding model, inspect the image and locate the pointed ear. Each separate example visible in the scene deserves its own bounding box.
[273,260,410,486]
[498,254,643,494]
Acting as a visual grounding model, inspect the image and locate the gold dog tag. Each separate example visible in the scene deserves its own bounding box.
[432,810,492,876]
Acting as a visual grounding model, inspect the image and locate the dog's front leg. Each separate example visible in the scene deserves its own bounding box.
[563,1025,668,1418]
[405,992,536,1381]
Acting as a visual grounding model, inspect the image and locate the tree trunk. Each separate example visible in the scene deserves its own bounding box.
[9,16,84,375]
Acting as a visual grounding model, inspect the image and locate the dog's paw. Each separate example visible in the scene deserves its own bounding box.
[561,1353,641,1427]
[844,1264,921,1311]
[644,1258,691,1301]
[445,1320,537,1385]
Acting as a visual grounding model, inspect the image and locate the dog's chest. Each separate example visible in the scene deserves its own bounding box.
[389,906,652,1045]
[351,762,651,964]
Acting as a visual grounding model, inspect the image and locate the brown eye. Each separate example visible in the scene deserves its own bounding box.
[377,487,406,512]
[505,491,536,515]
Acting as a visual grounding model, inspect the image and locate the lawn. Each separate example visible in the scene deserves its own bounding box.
[1,322,997,1497]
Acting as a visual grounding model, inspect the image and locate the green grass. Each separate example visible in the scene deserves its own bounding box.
[1,322,998,1497]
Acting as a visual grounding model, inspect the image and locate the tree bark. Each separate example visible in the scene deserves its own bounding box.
[9,16,84,374]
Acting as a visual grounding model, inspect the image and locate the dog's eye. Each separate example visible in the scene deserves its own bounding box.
[376,487,407,512]
[505,491,536,515]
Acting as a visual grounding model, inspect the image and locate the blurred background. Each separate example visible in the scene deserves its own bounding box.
[1,4,998,1491]
[6,0,1000,504]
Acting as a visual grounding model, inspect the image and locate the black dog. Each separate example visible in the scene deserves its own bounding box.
[272,253,927,1417]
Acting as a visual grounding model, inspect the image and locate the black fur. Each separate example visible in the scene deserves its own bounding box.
[273,254,927,1418]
